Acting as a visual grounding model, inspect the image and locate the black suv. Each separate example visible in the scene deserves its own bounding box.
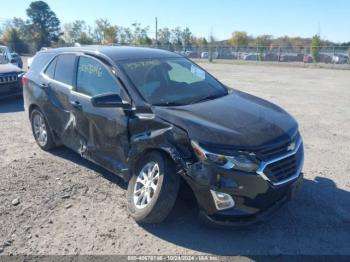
[23,46,304,226]
[0,46,23,99]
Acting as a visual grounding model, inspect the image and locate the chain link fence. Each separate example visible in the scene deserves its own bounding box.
[156,45,350,64]
[2,40,350,66]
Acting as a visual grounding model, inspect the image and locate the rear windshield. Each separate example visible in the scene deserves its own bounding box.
[29,53,55,75]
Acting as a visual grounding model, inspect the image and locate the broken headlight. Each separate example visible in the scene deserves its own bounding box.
[191,140,259,172]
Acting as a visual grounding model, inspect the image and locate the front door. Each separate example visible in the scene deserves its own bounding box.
[69,55,130,176]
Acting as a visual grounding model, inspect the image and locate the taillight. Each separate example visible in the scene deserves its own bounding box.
[21,75,29,87]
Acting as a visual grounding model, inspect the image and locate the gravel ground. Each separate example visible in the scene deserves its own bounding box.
[0,63,349,256]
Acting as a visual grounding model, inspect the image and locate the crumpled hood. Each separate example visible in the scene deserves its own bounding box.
[154,90,298,148]
[0,63,22,74]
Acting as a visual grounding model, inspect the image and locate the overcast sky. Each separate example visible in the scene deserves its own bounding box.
[1,0,350,42]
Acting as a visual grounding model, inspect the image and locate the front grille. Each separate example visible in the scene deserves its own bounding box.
[0,74,18,84]
[261,144,303,184]
[256,133,301,160]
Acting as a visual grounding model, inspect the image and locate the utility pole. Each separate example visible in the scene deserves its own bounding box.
[155,17,158,46]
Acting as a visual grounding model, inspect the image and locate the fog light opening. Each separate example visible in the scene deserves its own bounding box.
[210,190,235,210]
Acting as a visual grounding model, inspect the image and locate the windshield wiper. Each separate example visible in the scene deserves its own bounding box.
[153,101,187,106]
[190,93,226,104]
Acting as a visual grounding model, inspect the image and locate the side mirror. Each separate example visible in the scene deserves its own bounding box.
[91,93,132,109]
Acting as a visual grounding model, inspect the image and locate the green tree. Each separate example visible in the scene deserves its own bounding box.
[181,27,193,49]
[192,37,208,47]
[2,28,27,53]
[78,32,93,45]
[94,18,111,43]
[255,35,273,48]
[1,18,30,53]
[26,1,61,50]
[171,27,183,49]
[103,25,118,44]
[311,35,322,63]
[158,27,171,46]
[254,35,273,61]
[118,27,132,44]
[131,23,151,45]
[11,18,31,40]
[272,36,292,48]
[63,20,85,43]
[230,31,248,47]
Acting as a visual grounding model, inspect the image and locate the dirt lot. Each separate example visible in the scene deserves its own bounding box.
[0,63,349,256]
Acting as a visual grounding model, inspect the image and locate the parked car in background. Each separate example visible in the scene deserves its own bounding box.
[264,53,279,62]
[303,53,332,64]
[303,54,313,63]
[10,52,23,68]
[23,46,304,226]
[200,51,218,59]
[201,52,208,59]
[332,54,349,64]
[279,53,304,62]
[0,45,23,68]
[318,54,332,64]
[0,46,24,99]
[243,53,258,61]
[184,50,200,58]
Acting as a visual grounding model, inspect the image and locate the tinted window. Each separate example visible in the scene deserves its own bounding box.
[29,53,55,74]
[77,56,120,97]
[54,54,76,86]
[44,58,57,79]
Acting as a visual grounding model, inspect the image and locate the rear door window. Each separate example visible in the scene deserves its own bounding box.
[44,58,57,79]
[76,56,120,97]
[29,53,55,75]
[54,54,76,86]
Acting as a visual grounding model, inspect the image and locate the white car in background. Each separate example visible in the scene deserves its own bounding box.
[200,51,218,59]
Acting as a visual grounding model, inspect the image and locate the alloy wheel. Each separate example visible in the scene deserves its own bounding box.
[33,113,48,147]
[133,161,160,209]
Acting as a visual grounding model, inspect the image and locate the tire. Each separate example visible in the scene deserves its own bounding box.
[30,108,56,151]
[127,151,180,224]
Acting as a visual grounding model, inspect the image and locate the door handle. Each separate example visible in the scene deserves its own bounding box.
[70,100,83,110]
[39,82,50,89]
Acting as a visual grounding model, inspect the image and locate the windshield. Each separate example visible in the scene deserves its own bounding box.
[119,57,228,106]
[0,49,9,64]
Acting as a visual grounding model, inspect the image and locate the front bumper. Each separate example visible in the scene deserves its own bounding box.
[199,175,303,227]
[0,82,22,100]
[183,143,304,227]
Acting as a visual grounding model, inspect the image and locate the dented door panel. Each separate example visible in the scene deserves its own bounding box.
[69,91,130,178]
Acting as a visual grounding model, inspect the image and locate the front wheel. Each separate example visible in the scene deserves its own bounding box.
[127,151,180,224]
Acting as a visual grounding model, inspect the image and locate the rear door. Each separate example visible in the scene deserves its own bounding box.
[69,55,130,176]
[41,53,79,149]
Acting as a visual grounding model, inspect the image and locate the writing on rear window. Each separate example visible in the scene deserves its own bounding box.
[79,63,103,78]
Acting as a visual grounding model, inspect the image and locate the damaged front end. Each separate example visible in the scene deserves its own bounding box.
[127,111,193,180]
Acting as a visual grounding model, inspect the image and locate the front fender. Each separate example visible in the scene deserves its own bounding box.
[126,113,193,180]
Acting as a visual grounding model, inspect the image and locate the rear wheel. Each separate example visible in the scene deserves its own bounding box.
[30,108,56,151]
[127,151,180,224]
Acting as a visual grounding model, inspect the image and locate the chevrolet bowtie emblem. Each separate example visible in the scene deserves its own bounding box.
[287,142,296,151]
